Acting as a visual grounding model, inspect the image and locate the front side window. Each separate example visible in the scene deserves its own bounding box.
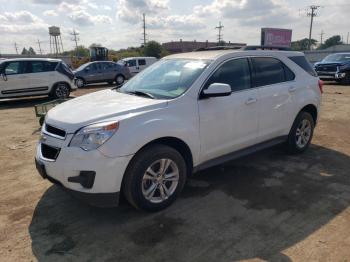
[205,58,251,92]
[252,57,292,87]
[119,59,210,99]
[127,60,136,67]
[5,62,23,75]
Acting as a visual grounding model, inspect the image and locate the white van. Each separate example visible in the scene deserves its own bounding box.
[119,57,157,76]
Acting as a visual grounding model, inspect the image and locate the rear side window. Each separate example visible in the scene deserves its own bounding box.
[138,59,146,66]
[127,60,136,67]
[289,56,317,77]
[4,61,23,75]
[252,57,295,87]
[206,58,251,92]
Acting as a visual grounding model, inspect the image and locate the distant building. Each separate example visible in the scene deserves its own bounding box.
[162,40,246,53]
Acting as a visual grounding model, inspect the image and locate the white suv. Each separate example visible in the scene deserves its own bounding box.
[35,49,322,211]
[0,58,76,99]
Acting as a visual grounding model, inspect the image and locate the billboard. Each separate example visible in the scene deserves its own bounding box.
[261,28,292,47]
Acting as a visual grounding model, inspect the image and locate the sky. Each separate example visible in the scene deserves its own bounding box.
[0,0,350,54]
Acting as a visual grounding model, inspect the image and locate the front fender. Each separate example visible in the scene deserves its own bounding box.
[98,101,200,164]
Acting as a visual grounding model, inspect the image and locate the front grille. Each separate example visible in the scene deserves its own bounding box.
[45,124,66,138]
[316,65,338,72]
[41,143,60,160]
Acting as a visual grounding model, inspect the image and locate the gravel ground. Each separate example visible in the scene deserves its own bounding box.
[0,83,349,262]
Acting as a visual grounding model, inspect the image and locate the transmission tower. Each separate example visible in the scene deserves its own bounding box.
[37,39,43,55]
[307,5,320,50]
[142,13,147,46]
[216,21,224,45]
[14,42,19,54]
[70,29,80,56]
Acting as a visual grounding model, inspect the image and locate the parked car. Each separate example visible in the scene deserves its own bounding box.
[35,49,322,211]
[73,61,131,88]
[118,57,157,76]
[0,58,76,99]
[315,53,350,84]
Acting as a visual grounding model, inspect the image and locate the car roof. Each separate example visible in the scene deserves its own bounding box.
[1,58,62,62]
[164,50,304,60]
[122,57,157,60]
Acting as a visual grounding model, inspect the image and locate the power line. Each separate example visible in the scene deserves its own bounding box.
[37,39,43,55]
[215,21,224,44]
[307,5,321,50]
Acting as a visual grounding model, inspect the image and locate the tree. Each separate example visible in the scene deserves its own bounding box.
[318,35,343,50]
[89,43,102,48]
[143,41,163,58]
[291,38,317,51]
[21,48,28,55]
[28,47,36,55]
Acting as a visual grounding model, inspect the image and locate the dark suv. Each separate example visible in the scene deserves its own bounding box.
[315,53,350,84]
[73,61,131,88]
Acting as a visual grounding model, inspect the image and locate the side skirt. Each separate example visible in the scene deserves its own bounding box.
[193,136,287,173]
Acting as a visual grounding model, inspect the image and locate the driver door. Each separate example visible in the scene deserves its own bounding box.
[0,61,28,95]
[198,58,259,163]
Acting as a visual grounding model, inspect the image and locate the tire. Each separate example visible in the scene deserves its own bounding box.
[340,72,350,85]
[286,111,315,154]
[115,74,125,86]
[75,78,85,88]
[123,144,187,211]
[51,83,70,99]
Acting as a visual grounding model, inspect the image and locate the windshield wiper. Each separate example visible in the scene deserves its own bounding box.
[125,90,155,99]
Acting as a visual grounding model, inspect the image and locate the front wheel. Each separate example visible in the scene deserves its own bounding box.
[123,144,187,211]
[286,111,314,154]
[51,83,70,99]
[75,78,85,88]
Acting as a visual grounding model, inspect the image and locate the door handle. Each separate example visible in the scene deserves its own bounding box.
[245,97,257,105]
[288,86,297,92]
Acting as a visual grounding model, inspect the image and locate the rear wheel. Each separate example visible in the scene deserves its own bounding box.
[286,111,314,154]
[123,144,187,211]
[51,83,70,99]
[115,74,125,85]
[75,78,85,88]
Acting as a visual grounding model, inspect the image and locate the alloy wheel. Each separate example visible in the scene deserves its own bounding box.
[295,119,312,148]
[141,158,179,204]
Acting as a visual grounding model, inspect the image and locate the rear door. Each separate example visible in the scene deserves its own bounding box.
[138,59,147,71]
[26,60,50,93]
[100,62,115,81]
[251,57,296,142]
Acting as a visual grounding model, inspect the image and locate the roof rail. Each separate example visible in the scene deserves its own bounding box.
[195,46,243,51]
[242,45,292,51]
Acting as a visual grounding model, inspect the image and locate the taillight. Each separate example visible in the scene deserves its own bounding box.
[318,80,323,94]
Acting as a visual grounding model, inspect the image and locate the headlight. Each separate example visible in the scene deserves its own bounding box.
[69,121,119,151]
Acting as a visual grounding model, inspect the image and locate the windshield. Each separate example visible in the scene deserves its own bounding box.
[76,63,91,71]
[322,54,350,63]
[119,59,210,99]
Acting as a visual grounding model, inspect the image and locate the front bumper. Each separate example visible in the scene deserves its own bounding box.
[35,133,133,207]
[316,71,347,80]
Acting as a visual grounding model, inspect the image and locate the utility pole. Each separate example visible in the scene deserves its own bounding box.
[14,42,19,54]
[70,29,80,56]
[307,5,320,50]
[215,21,224,45]
[347,32,349,45]
[37,39,43,55]
[319,30,325,46]
[142,13,147,46]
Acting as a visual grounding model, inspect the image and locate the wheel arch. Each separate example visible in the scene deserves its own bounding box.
[299,104,318,124]
[51,81,72,91]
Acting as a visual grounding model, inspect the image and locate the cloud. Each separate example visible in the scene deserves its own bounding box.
[32,0,79,4]
[0,10,43,24]
[116,0,169,23]
[43,10,59,17]
[68,10,112,26]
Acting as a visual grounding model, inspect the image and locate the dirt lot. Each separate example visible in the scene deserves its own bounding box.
[0,83,350,261]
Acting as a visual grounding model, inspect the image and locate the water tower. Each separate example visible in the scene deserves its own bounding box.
[49,26,64,56]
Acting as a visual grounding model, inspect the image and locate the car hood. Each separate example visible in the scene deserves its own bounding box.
[46,89,168,133]
[315,61,348,67]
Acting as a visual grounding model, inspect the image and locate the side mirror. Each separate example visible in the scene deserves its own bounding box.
[201,83,232,99]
